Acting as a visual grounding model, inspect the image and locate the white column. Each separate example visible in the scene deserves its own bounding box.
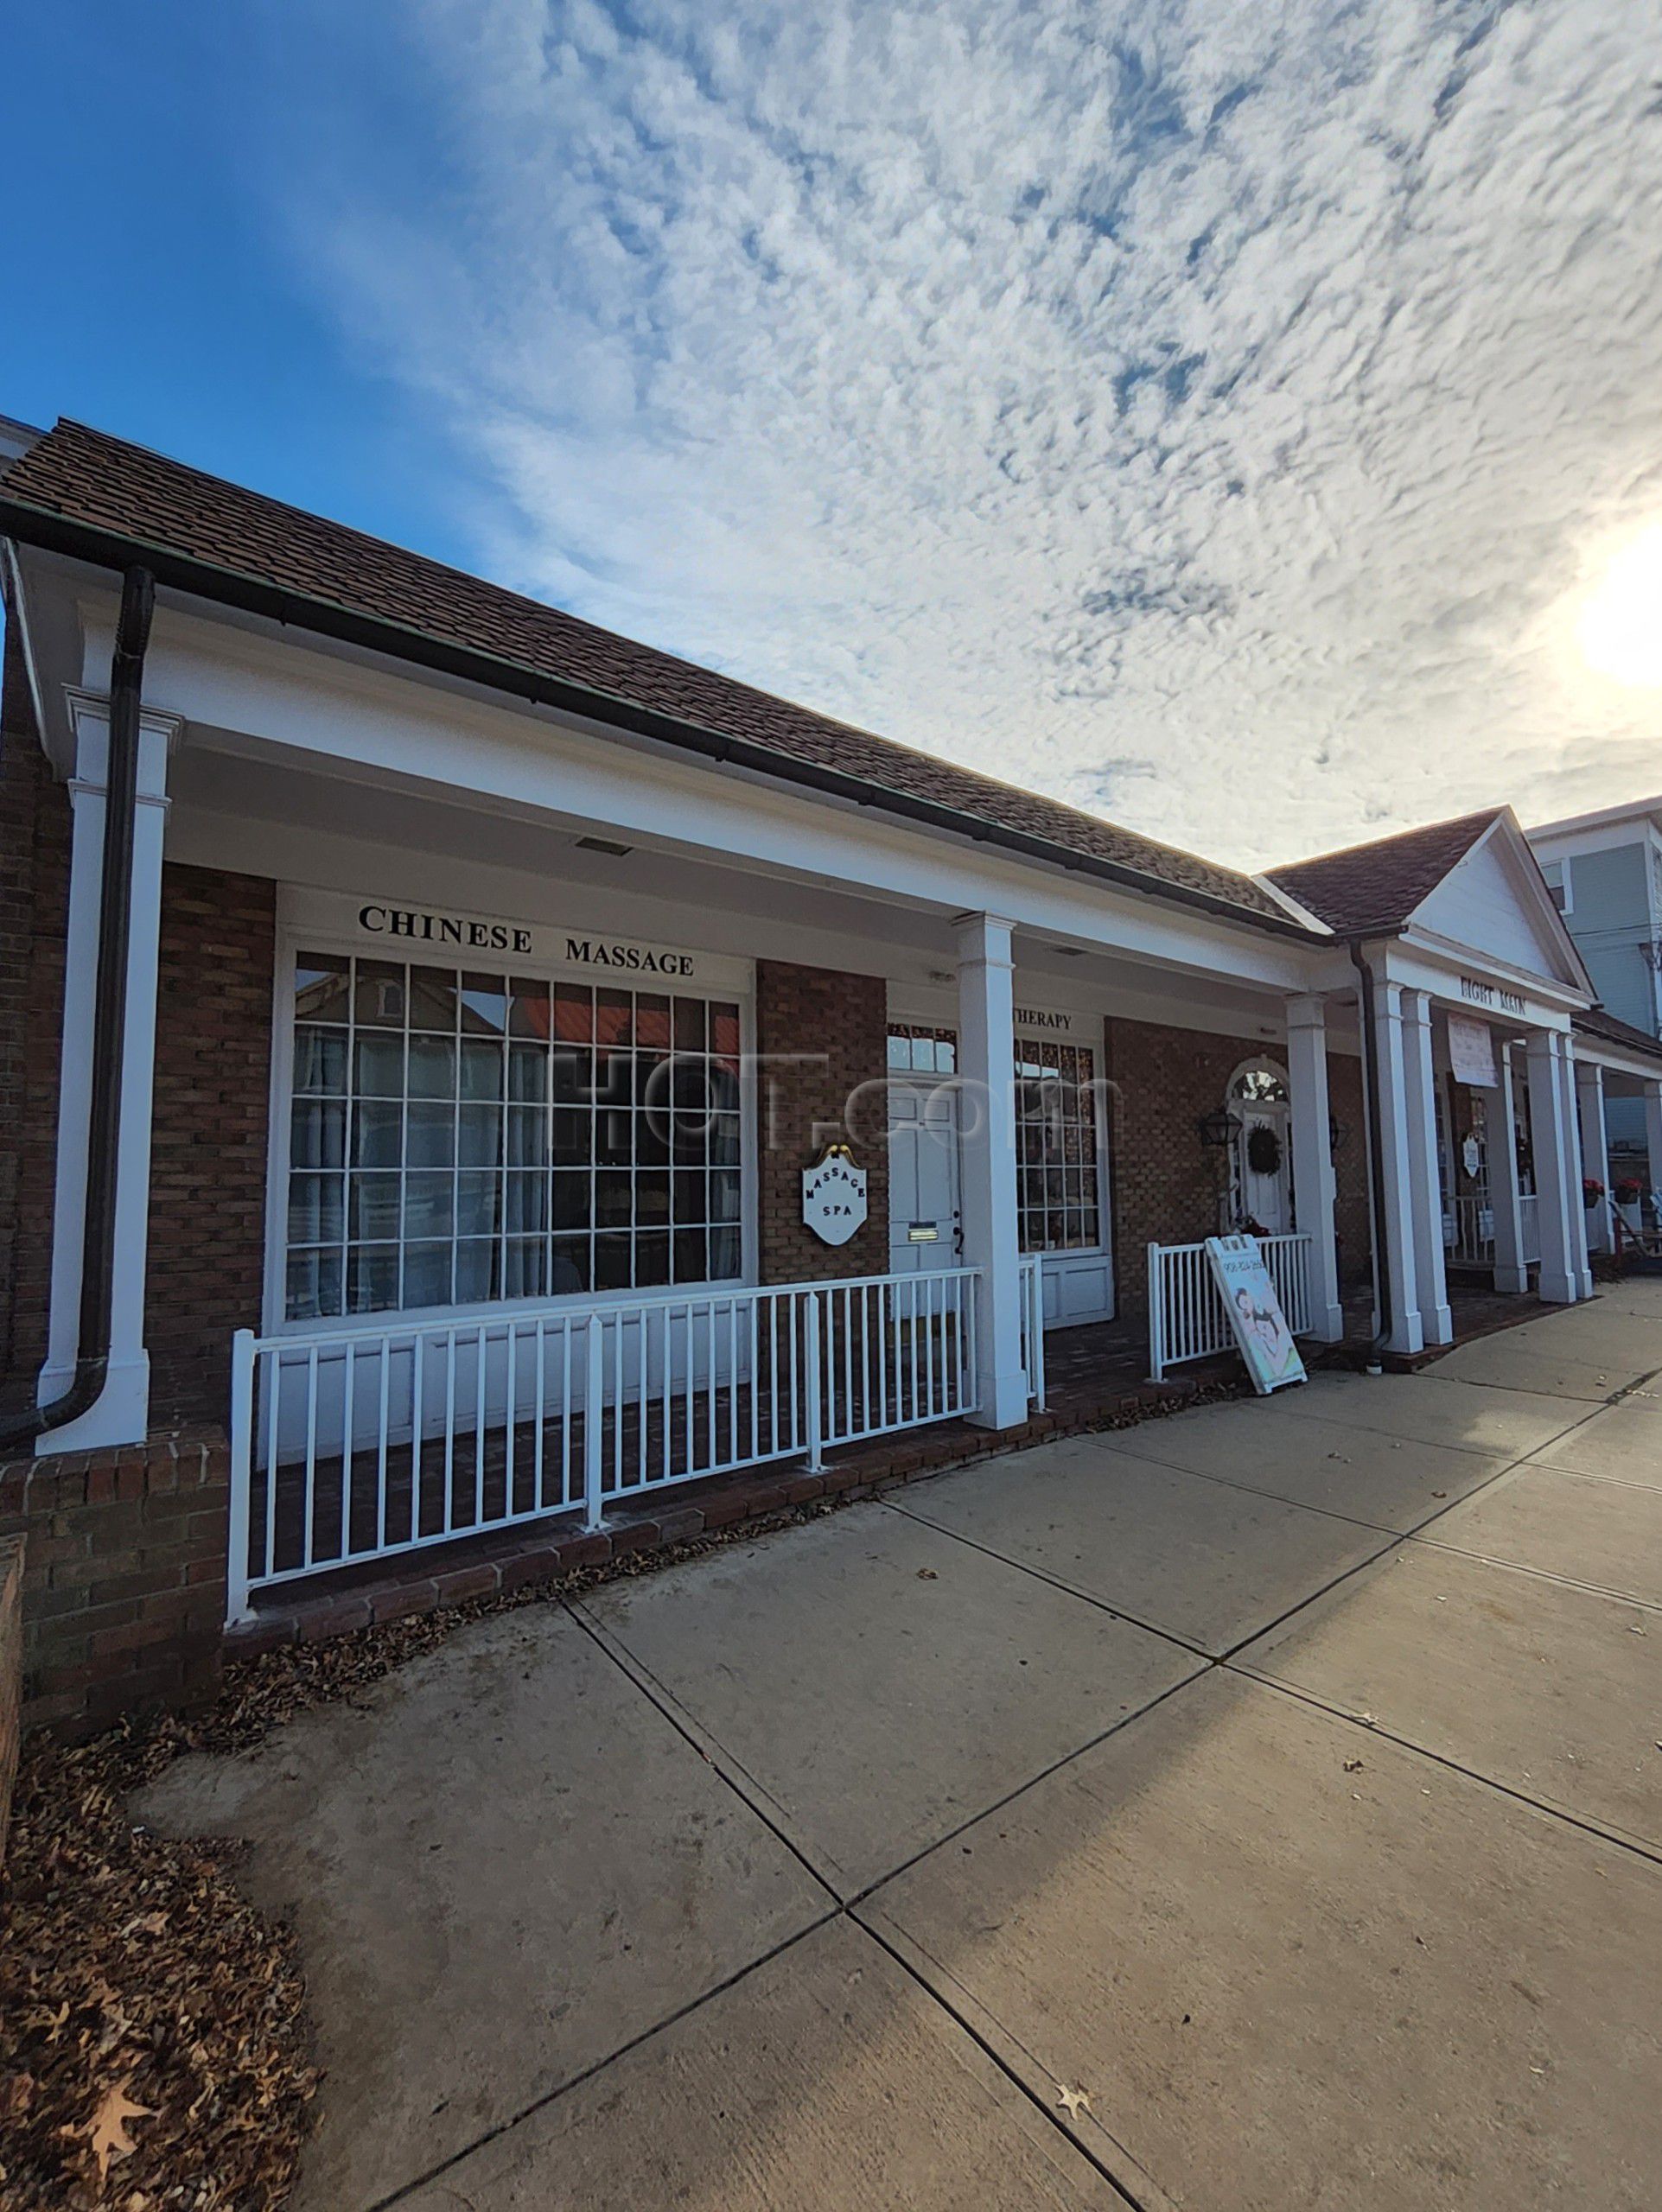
[1576,1058,1613,1257]
[1490,1044,1529,1294]
[954,911,1028,1428]
[1285,995,1344,1341]
[1560,1043,1594,1299]
[1525,1031,1580,1305]
[37,693,176,1452]
[1371,981,1423,1354]
[1646,1081,1662,1226]
[1401,990,1452,1347]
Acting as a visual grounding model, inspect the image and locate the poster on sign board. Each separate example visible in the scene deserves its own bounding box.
[1204,1235,1308,1395]
[1446,1014,1497,1089]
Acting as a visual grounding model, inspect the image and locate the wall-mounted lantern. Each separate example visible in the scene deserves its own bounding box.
[1197,1109,1241,1150]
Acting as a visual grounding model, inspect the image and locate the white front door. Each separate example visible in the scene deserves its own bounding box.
[888,1083,960,1271]
[1239,1102,1293,1234]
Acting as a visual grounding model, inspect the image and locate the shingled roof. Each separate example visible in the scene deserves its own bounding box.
[1267,810,1505,936]
[0,418,1299,931]
[1573,1005,1662,1065]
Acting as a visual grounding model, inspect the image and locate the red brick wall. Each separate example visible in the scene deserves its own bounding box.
[0,1434,226,1738]
[1104,1016,1372,1320]
[146,865,276,1426]
[755,960,889,1282]
[0,634,71,1421]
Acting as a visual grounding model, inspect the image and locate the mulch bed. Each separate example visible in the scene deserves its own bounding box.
[0,1376,1248,2207]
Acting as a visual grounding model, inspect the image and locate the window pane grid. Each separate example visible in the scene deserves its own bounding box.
[287,951,742,1319]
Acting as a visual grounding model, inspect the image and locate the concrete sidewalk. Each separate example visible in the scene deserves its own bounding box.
[140,1287,1662,2211]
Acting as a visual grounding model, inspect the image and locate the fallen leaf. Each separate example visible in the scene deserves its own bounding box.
[87,2079,155,2181]
[1343,1758,1365,1773]
[1055,2082,1092,2119]
[915,1567,939,1580]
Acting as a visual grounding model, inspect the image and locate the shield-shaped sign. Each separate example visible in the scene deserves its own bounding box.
[801,1143,869,1247]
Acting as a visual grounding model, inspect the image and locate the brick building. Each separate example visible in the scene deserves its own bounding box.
[3,414,1661,1734]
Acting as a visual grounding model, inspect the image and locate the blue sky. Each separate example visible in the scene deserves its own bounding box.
[3,1,1660,870]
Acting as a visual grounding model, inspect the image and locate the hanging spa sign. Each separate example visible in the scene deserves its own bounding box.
[1205,1235,1307,1396]
[802,1143,869,1247]
[1446,1014,1498,1089]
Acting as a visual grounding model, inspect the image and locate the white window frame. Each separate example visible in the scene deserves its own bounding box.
[1012,1025,1113,1259]
[263,906,759,1338]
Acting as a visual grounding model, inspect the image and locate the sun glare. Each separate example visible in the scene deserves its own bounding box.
[1577,523,1662,687]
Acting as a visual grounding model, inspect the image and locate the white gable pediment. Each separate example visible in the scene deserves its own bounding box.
[1412,823,1586,989]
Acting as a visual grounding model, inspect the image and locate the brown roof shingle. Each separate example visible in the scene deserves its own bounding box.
[1574,1005,1662,1065]
[1267,810,1505,936]
[0,419,1298,928]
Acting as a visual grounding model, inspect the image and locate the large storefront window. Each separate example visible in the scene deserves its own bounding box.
[286,952,743,1320]
[1014,1040,1103,1252]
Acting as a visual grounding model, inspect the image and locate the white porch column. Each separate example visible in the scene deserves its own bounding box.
[1525,1031,1580,1305]
[954,912,1028,1427]
[1490,1044,1529,1294]
[1401,990,1453,1347]
[1284,995,1344,1341]
[38,694,176,1452]
[1576,1057,1613,1257]
[1646,1080,1662,1224]
[1370,981,1423,1354]
[1560,1043,1594,1299]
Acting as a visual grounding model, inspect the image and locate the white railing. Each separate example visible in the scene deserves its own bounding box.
[227,1267,981,1617]
[1447,1196,1496,1264]
[1018,1253,1047,1413]
[1147,1234,1313,1384]
[1519,1192,1540,1264]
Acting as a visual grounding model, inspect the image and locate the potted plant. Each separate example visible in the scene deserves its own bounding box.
[1582,1177,1606,1209]
[1614,1178,1642,1205]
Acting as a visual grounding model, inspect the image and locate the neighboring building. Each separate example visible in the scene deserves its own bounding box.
[1526,798,1662,1161]
[3,414,1661,1737]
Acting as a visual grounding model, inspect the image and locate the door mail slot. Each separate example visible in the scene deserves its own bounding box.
[907,1222,940,1243]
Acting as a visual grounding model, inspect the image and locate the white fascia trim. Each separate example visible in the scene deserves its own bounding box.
[0,538,54,766]
[1526,795,1662,842]
[1410,811,1595,1000]
[127,606,1328,995]
[1390,925,1592,1014]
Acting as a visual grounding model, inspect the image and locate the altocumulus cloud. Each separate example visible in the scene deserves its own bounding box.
[266,0,1662,869]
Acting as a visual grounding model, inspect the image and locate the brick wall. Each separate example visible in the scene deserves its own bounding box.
[147,864,276,1425]
[0,1533,21,1863]
[1104,1016,1372,1320]
[0,632,71,1421]
[0,1434,226,1738]
[755,960,890,1282]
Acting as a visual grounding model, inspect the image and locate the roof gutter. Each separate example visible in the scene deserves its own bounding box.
[0,568,155,1449]
[0,493,1320,946]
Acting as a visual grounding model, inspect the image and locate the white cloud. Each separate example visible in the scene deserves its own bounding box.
[269,0,1662,868]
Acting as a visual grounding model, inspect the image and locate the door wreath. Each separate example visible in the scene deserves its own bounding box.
[1245,1123,1283,1177]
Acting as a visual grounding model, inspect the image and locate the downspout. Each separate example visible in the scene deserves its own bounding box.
[1349,941,1392,1373]
[0,567,155,1448]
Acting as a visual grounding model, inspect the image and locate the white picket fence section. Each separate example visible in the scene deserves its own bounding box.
[1446,1191,1541,1268]
[1146,1234,1313,1384]
[227,1266,994,1618]
[1019,1253,1047,1414]
[1519,1192,1541,1264]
